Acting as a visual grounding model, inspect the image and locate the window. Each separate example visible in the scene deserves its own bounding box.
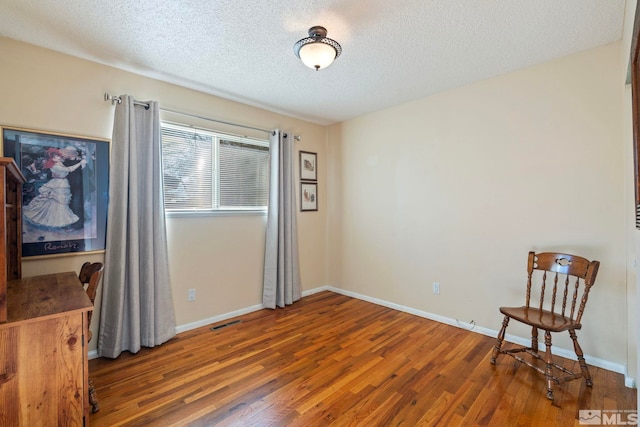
[161,123,270,214]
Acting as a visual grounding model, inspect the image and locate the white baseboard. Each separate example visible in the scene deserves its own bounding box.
[174,303,264,334]
[302,285,331,297]
[323,286,635,388]
[89,285,636,389]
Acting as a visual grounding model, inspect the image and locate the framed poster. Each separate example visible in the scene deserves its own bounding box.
[2,126,109,257]
[300,182,318,211]
[299,151,317,181]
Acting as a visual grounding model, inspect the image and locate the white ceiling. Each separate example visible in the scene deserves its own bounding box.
[0,0,627,125]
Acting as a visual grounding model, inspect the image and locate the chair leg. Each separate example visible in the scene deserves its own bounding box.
[531,326,539,353]
[491,315,510,364]
[544,330,554,400]
[88,377,100,413]
[569,329,593,387]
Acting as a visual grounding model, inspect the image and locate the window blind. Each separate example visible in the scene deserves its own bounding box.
[218,139,269,209]
[161,123,269,212]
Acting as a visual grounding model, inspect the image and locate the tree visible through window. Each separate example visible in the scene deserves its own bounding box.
[161,123,269,212]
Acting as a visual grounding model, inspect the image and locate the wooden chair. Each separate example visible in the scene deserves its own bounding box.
[78,261,104,413]
[490,251,600,400]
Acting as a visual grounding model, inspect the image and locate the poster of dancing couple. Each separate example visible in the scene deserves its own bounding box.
[2,127,109,257]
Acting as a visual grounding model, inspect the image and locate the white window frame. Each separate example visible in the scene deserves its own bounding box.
[161,122,270,217]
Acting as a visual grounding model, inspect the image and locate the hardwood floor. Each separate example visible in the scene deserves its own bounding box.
[89,291,636,426]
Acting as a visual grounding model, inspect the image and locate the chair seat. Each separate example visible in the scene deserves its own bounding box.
[499,306,582,333]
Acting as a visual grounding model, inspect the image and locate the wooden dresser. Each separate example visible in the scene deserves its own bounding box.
[0,157,25,323]
[0,272,93,425]
[0,158,93,425]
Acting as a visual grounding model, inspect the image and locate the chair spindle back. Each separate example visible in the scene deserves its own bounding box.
[524,252,599,324]
[78,262,104,328]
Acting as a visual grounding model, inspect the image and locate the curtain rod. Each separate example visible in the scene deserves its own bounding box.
[104,93,301,141]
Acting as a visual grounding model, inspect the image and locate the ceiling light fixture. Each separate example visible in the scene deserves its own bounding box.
[294,26,342,71]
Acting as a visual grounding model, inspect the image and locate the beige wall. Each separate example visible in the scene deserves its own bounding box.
[0,37,329,352]
[622,0,639,388]
[328,41,632,371]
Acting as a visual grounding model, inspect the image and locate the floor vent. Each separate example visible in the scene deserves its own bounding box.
[211,319,242,331]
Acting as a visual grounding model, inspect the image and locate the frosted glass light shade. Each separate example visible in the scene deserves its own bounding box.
[294,26,342,71]
[299,42,337,70]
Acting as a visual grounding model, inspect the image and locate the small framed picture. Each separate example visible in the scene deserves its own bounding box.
[299,151,317,181]
[300,182,318,211]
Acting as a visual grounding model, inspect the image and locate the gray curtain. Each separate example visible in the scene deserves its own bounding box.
[98,95,176,358]
[263,130,301,308]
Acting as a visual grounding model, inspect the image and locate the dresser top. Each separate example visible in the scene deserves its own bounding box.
[3,271,92,325]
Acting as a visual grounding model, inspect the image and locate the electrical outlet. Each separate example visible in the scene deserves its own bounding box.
[188,289,196,301]
[432,282,440,294]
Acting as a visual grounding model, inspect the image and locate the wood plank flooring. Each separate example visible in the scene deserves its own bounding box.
[88,291,636,426]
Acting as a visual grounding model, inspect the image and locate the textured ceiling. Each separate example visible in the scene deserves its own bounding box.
[0,0,627,125]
